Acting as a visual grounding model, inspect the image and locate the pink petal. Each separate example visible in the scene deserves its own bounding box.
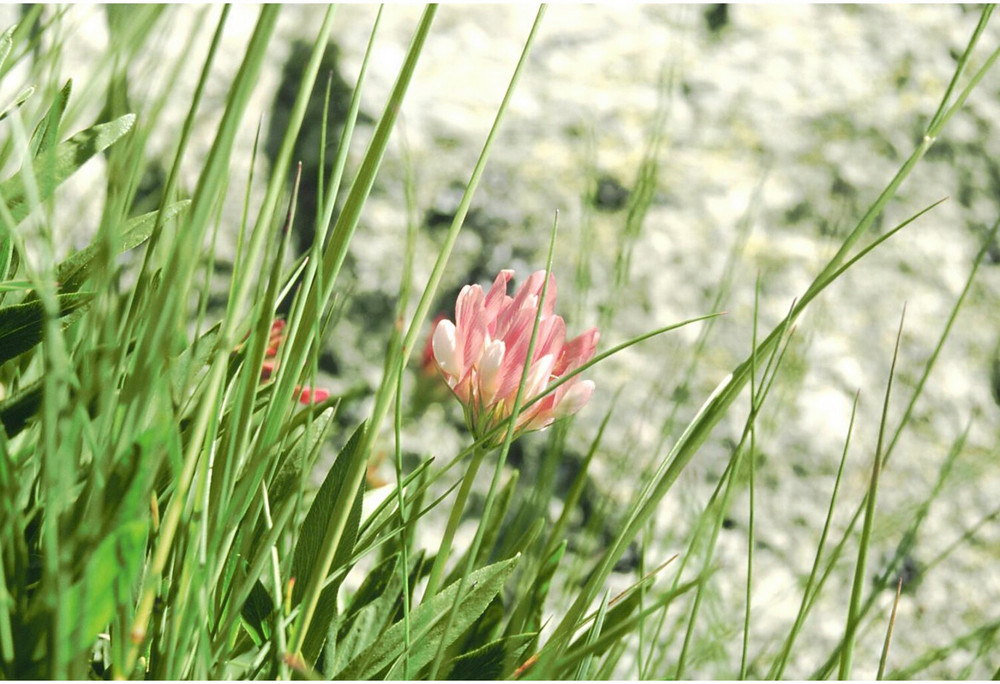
[555,327,600,375]
[533,314,566,363]
[524,353,555,400]
[483,269,514,321]
[498,271,558,340]
[514,271,557,317]
[494,307,537,402]
[554,379,594,417]
[421,314,447,376]
[455,284,487,375]
[296,386,330,404]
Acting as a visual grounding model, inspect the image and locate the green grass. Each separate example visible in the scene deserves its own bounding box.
[0,4,998,680]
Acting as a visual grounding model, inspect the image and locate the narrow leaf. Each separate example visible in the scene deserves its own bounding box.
[325,554,404,678]
[291,421,367,662]
[54,200,190,295]
[29,79,72,157]
[0,113,136,227]
[0,85,34,123]
[61,520,148,658]
[0,291,92,366]
[240,579,274,646]
[0,24,13,73]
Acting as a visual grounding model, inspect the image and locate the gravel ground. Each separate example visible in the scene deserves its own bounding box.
[5,4,1000,679]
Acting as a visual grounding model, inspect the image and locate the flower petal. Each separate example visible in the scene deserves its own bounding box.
[432,319,461,378]
[524,353,555,400]
[516,271,557,317]
[478,338,506,407]
[455,284,487,375]
[484,269,514,320]
[554,379,594,418]
[555,327,600,375]
[534,314,566,363]
[296,386,330,404]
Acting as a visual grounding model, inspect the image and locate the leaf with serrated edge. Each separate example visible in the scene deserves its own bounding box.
[292,421,367,662]
[336,554,519,680]
[447,632,535,681]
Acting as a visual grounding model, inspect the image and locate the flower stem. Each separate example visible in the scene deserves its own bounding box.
[422,444,488,601]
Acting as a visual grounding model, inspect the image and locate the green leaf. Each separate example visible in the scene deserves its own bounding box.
[336,554,519,680]
[0,291,92,366]
[340,552,402,628]
[291,421,367,663]
[0,113,136,228]
[104,5,166,72]
[476,469,518,566]
[62,520,148,657]
[567,587,642,660]
[0,230,10,282]
[327,600,383,678]
[54,200,191,296]
[550,573,711,677]
[0,280,30,292]
[0,376,41,437]
[447,632,535,680]
[29,79,72,158]
[324,553,404,678]
[457,593,505,656]
[170,320,220,399]
[442,469,519,591]
[0,25,14,74]
[240,579,274,646]
[0,85,34,123]
[513,538,565,653]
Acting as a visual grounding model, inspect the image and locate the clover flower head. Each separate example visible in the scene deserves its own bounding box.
[253,319,330,405]
[431,269,598,445]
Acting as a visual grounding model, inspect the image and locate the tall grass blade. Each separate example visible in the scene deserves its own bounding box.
[839,307,905,679]
[877,578,904,680]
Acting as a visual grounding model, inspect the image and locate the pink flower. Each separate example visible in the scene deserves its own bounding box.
[249,319,330,405]
[294,386,330,404]
[420,314,448,378]
[432,269,598,445]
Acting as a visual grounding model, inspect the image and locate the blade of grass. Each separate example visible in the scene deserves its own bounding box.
[119,7,280,676]
[574,591,610,680]
[876,577,904,680]
[287,10,439,659]
[388,106,420,680]
[740,275,763,681]
[887,615,1000,680]
[555,571,712,673]
[806,214,999,679]
[535,191,952,674]
[767,390,859,679]
[670,300,797,679]
[839,306,905,680]
[119,6,226,349]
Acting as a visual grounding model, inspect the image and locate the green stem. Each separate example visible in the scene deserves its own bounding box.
[422,445,488,601]
[285,7,438,659]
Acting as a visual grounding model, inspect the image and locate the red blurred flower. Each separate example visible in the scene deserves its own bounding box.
[253,319,329,405]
